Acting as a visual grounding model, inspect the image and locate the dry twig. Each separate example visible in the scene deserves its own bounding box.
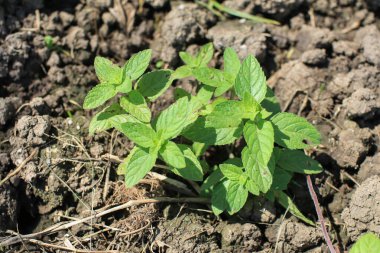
[0,149,38,187]
[0,197,210,247]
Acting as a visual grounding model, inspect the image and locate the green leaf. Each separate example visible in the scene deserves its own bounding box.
[174,87,191,101]
[94,56,122,84]
[115,76,132,94]
[223,47,241,80]
[243,119,274,166]
[117,146,138,175]
[179,51,196,66]
[214,81,234,97]
[83,84,116,109]
[275,191,314,225]
[88,103,138,135]
[159,141,186,169]
[271,112,321,149]
[220,163,243,181]
[120,122,157,148]
[271,168,293,191]
[194,42,214,67]
[350,233,380,253]
[277,150,322,174]
[211,180,229,215]
[205,99,259,128]
[170,144,203,181]
[224,158,244,167]
[226,181,249,215]
[183,117,243,145]
[200,168,224,197]
[242,147,274,193]
[120,90,151,123]
[155,96,191,140]
[137,70,173,101]
[205,101,243,128]
[195,85,214,105]
[245,177,260,195]
[234,55,267,103]
[193,67,231,88]
[123,49,152,80]
[123,147,157,188]
[261,87,281,115]
[172,65,193,80]
[219,160,259,195]
[192,142,207,157]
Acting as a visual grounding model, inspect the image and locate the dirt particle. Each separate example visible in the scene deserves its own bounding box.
[355,25,380,67]
[343,88,380,120]
[296,25,335,52]
[332,40,359,58]
[221,223,262,251]
[301,48,327,66]
[0,97,19,128]
[357,152,380,183]
[10,115,51,146]
[207,20,268,61]
[341,175,380,241]
[265,219,323,253]
[0,183,17,231]
[330,120,373,168]
[152,3,216,65]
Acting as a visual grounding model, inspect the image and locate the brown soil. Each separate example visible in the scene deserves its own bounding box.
[0,0,379,252]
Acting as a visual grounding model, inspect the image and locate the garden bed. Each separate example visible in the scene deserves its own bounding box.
[0,0,379,252]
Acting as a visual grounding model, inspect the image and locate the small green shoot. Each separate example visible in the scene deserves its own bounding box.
[196,0,280,25]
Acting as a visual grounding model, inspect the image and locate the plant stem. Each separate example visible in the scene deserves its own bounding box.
[306,175,337,253]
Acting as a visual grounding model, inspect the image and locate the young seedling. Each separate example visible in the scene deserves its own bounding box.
[44,35,71,57]
[84,44,323,225]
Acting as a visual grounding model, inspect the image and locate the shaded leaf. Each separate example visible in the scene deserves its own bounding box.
[275,191,314,225]
[183,117,243,145]
[137,70,173,101]
[277,149,323,174]
[261,87,281,115]
[200,168,224,197]
[211,180,229,215]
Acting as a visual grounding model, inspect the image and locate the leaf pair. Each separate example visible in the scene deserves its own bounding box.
[119,97,203,187]
[83,49,152,109]
[210,163,260,215]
